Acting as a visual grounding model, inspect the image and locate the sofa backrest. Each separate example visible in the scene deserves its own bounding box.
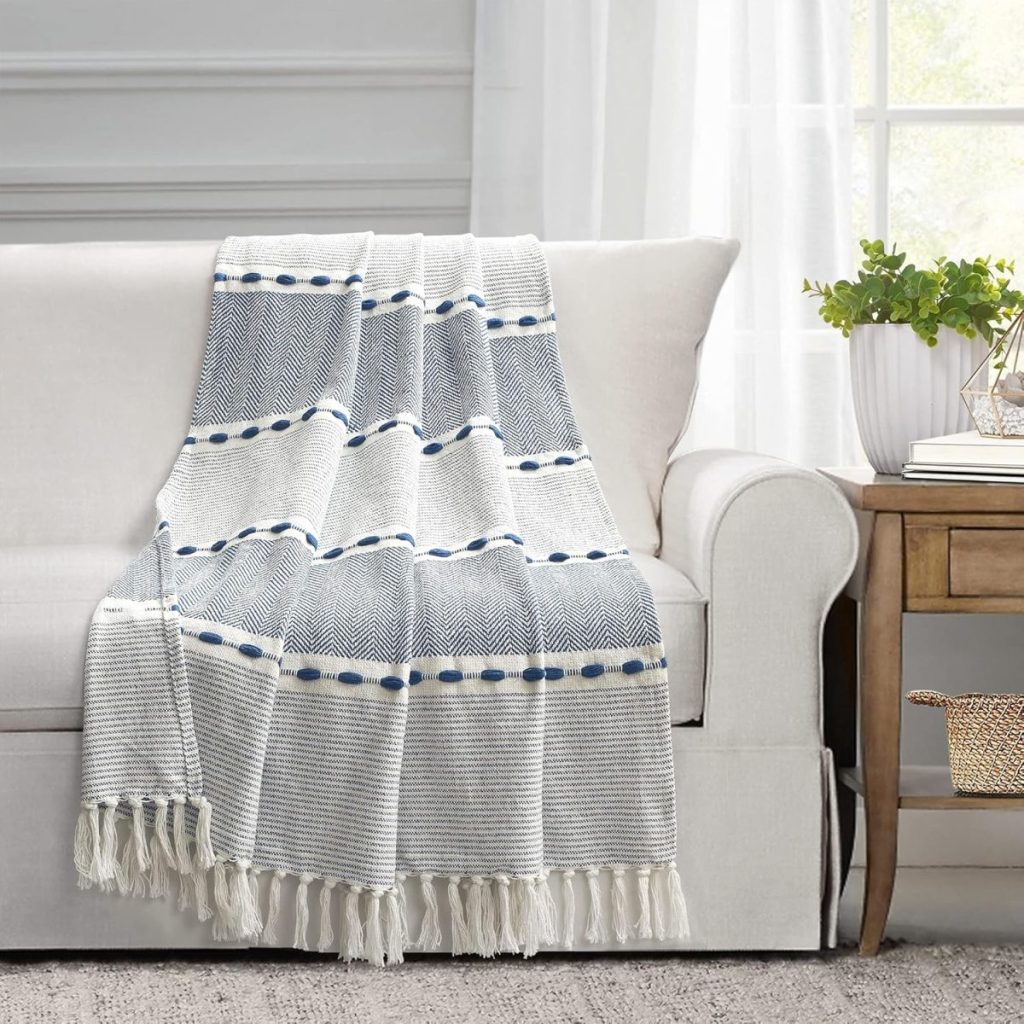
[0,236,737,554]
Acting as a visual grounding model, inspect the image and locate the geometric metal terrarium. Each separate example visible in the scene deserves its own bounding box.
[961,309,1024,438]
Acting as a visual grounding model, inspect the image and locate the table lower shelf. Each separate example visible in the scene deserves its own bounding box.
[839,766,1024,810]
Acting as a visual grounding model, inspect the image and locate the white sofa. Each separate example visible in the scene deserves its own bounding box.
[0,238,857,951]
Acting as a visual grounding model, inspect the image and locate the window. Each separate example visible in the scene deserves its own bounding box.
[852,0,1024,266]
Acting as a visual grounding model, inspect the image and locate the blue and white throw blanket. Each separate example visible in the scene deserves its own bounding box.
[75,233,685,963]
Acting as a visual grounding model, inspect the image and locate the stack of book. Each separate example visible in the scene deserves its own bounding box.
[903,431,1024,483]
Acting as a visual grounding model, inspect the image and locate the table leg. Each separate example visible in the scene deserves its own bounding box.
[858,512,903,956]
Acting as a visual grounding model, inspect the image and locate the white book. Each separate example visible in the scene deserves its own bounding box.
[908,430,1024,469]
[903,460,1024,478]
[902,468,1024,484]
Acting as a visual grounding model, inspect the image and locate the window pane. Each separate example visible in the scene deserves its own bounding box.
[889,124,1024,266]
[851,0,871,107]
[890,0,1024,106]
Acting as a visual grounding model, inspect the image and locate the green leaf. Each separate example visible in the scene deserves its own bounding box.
[801,240,1024,343]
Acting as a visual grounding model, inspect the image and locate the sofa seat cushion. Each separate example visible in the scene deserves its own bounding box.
[0,546,137,730]
[631,553,706,723]
[0,547,706,728]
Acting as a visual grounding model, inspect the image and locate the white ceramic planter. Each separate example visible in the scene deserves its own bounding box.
[849,324,976,475]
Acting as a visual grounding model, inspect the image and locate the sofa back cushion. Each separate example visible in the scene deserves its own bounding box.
[545,237,738,553]
[0,236,736,553]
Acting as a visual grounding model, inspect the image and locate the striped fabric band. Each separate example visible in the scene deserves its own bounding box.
[76,232,684,963]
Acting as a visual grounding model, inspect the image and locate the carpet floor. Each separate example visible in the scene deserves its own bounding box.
[2,945,1021,1024]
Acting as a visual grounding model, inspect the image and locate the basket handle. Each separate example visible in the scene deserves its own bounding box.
[906,690,951,708]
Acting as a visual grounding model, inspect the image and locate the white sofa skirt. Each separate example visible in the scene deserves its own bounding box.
[0,730,839,953]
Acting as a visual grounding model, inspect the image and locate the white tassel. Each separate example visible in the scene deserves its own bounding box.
[73,803,98,889]
[293,873,312,951]
[652,866,667,941]
[448,876,470,956]
[152,799,177,882]
[171,796,192,876]
[177,867,193,914]
[480,879,497,958]
[537,871,557,945]
[561,870,576,948]
[494,874,519,953]
[262,869,286,945]
[635,867,653,940]
[395,872,409,947]
[364,890,385,967]
[466,876,485,956]
[666,861,690,940]
[191,850,212,922]
[584,867,606,943]
[98,801,119,889]
[416,874,442,950]
[119,828,147,897]
[520,877,541,958]
[128,797,151,873]
[317,878,337,953]
[511,877,524,941]
[231,861,260,939]
[212,858,231,940]
[249,869,262,934]
[148,833,170,899]
[342,885,364,962]
[611,867,629,943]
[190,795,215,870]
[385,887,405,965]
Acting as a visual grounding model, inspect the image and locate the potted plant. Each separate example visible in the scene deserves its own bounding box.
[804,239,1024,474]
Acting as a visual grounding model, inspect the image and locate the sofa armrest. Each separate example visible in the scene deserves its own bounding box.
[660,449,857,745]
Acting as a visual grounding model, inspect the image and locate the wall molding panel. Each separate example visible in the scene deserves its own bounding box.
[0,163,471,240]
[0,50,473,91]
[0,42,475,241]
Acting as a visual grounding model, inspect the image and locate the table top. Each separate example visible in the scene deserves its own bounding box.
[820,467,1024,514]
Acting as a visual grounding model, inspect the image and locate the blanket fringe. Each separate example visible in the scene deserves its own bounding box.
[447,875,470,956]
[480,878,497,957]
[584,867,606,943]
[293,873,312,951]
[636,867,653,940]
[561,870,575,948]
[148,832,171,899]
[665,861,690,940]
[72,799,691,962]
[171,796,192,876]
[364,891,384,967]
[191,852,212,922]
[342,885,364,962]
[394,873,409,947]
[611,867,630,943]
[415,874,442,950]
[99,802,119,891]
[494,874,519,953]
[537,872,557,946]
[261,869,285,945]
[317,878,337,953]
[385,888,405,965]
[190,796,216,871]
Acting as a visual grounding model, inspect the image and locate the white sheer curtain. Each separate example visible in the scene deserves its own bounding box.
[471,0,859,466]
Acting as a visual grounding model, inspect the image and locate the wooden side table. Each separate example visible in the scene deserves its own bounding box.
[820,468,1024,956]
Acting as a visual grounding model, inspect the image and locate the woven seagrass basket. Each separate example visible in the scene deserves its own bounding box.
[907,690,1024,795]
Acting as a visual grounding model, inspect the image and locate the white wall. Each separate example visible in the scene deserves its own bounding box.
[0,0,474,240]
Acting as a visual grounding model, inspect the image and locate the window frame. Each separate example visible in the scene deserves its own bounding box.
[855,0,1024,242]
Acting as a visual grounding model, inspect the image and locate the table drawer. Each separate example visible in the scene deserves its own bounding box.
[949,528,1024,597]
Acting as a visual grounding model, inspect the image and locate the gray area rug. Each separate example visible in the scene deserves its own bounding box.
[2,945,1021,1024]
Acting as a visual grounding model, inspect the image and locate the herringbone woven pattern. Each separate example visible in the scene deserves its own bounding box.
[77,233,681,963]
